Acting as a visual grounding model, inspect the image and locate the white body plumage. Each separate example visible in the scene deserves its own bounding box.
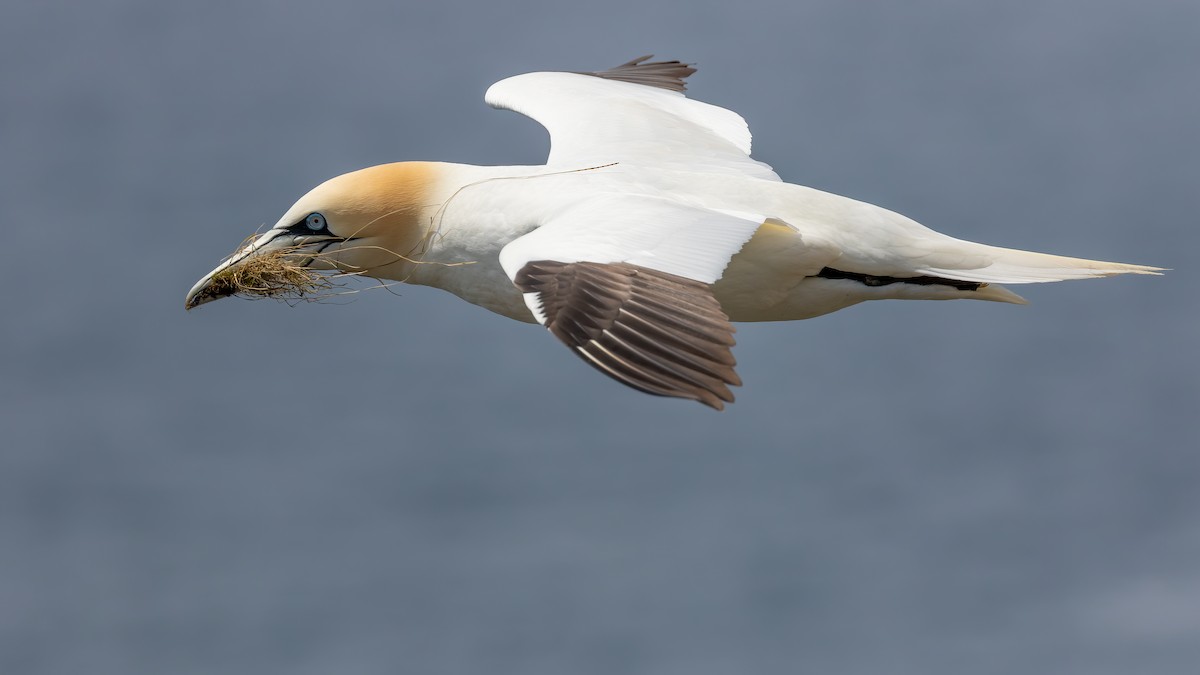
[186,57,1160,408]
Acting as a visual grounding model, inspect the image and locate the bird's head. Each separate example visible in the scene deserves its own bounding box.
[185,161,442,309]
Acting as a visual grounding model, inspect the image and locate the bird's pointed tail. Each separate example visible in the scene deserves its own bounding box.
[913,240,1165,286]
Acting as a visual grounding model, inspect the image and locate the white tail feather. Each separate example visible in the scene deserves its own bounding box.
[916,242,1165,285]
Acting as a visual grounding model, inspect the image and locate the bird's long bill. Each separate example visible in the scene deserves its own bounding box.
[184,229,301,309]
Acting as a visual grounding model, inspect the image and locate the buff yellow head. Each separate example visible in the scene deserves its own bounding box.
[185,162,443,308]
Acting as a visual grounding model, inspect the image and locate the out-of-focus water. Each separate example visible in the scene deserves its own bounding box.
[2,1,1197,673]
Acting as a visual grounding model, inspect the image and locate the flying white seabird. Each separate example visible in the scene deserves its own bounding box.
[185,56,1161,409]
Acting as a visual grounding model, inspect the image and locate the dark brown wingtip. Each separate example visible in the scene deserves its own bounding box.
[580,55,698,93]
[515,260,740,410]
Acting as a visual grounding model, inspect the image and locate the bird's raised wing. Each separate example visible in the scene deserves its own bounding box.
[498,194,764,409]
[485,56,780,181]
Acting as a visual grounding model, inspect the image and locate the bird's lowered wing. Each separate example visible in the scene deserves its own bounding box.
[498,194,764,409]
[485,56,780,181]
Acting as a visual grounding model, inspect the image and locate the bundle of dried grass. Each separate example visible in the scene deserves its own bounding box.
[193,235,474,307]
[204,236,344,303]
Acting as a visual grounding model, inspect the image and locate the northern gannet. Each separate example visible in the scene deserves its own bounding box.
[185,56,1161,409]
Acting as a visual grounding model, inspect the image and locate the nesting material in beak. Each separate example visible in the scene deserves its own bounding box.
[185,235,344,309]
[212,236,335,297]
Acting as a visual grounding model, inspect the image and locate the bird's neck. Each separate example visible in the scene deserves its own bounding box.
[409,163,547,266]
[400,163,554,320]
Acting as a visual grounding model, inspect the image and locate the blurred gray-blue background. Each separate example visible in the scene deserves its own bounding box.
[2,1,1197,673]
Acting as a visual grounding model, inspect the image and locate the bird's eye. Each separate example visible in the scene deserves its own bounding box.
[305,213,327,231]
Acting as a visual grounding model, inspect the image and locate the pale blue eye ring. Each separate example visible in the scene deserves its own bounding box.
[305,213,326,231]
